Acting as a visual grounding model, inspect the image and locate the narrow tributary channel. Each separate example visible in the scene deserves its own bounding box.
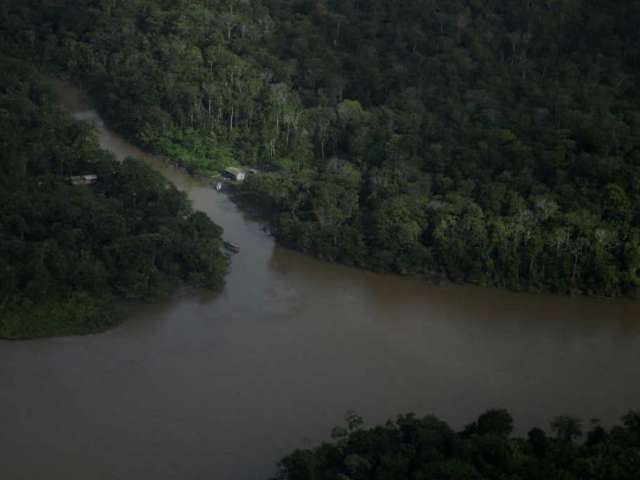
[1,80,639,480]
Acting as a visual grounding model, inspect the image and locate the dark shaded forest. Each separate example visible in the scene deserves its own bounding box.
[0,2,639,477]
[1,0,640,296]
[274,409,640,480]
[0,57,228,339]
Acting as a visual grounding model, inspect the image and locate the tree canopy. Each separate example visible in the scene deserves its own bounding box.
[2,1,640,295]
[274,409,640,480]
[0,57,228,339]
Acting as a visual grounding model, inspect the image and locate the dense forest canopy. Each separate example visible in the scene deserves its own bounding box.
[273,409,640,480]
[1,3,639,475]
[2,1,640,295]
[0,57,228,339]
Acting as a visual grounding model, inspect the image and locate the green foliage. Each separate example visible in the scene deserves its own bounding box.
[0,57,228,339]
[0,294,123,340]
[3,0,640,295]
[0,0,314,174]
[273,410,640,480]
[246,0,640,296]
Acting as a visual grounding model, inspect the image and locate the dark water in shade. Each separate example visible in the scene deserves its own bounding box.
[1,80,639,480]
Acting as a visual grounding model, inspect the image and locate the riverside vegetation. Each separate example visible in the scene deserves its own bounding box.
[2,1,640,296]
[0,57,228,339]
[273,409,640,480]
[1,3,639,477]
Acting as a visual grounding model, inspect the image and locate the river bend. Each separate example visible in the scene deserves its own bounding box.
[1,80,639,480]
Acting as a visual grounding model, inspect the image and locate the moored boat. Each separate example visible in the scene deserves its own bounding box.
[223,241,240,253]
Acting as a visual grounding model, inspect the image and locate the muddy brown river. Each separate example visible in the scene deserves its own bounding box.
[1,80,639,480]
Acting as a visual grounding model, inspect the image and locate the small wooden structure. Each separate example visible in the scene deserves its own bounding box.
[69,174,98,186]
[223,167,246,182]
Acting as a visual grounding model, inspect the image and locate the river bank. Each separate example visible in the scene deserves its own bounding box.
[46,71,639,302]
[1,77,638,480]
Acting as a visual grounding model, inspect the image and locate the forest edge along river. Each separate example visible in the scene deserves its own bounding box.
[1,79,639,480]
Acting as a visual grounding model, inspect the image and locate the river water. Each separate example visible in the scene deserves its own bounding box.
[1,80,639,480]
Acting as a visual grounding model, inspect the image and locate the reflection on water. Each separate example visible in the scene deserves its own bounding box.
[0,79,638,480]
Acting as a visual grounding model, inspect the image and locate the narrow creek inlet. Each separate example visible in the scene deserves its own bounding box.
[1,79,639,480]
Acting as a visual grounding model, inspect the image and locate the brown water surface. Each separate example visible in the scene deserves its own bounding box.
[1,80,639,480]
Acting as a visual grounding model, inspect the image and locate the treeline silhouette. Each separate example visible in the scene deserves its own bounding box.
[273,409,640,480]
